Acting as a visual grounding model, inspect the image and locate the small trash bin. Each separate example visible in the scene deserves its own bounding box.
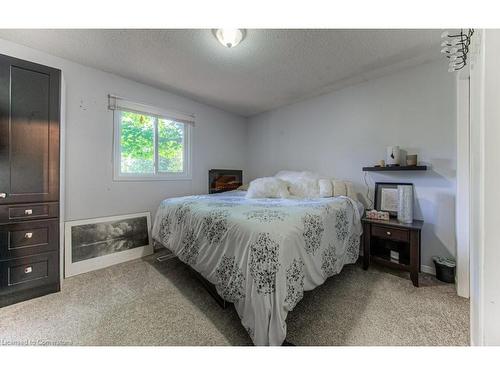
[432,256,456,283]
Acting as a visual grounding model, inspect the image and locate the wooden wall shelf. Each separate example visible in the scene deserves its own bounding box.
[362,166,427,171]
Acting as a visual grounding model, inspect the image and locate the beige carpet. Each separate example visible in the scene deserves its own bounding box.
[0,253,469,346]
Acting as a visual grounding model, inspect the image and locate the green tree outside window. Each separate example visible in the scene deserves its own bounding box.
[119,111,185,174]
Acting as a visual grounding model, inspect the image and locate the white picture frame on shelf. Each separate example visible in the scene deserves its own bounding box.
[64,212,152,277]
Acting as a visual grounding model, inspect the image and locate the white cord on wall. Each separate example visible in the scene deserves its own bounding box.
[363,171,374,209]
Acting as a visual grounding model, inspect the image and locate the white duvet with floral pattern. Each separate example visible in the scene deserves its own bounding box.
[152,190,363,345]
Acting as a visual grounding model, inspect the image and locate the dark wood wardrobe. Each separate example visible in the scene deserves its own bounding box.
[0,54,61,307]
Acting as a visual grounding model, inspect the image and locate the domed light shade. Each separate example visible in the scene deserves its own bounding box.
[214,29,246,48]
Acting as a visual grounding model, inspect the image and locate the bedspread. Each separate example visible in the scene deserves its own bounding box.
[152,190,363,345]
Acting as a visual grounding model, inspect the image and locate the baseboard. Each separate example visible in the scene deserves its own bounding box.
[421,264,436,275]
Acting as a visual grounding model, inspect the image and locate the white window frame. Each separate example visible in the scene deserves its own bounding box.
[111,97,193,182]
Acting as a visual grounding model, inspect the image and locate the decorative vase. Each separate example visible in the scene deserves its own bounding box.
[386,146,400,166]
[397,185,413,223]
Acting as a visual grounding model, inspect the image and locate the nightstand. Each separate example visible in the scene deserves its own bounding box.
[361,216,424,287]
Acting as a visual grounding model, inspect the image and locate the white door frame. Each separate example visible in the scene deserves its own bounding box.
[456,74,470,298]
[468,29,485,346]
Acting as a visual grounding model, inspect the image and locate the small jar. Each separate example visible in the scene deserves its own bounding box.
[406,154,418,166]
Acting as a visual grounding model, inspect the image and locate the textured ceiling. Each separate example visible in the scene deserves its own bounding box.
[0,29,442,117]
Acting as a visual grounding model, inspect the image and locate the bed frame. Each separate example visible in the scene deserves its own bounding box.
[155,246,230,309]
[189,266,231,309]
[156,232,364,311]
[155,234,362,346]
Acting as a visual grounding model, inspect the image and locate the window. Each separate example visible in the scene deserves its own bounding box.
[111,96,193,181]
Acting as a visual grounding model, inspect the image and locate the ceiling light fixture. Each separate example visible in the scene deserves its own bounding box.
[214,29,246,48]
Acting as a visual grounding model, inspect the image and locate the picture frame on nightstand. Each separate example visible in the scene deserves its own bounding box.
[374,182,413,217]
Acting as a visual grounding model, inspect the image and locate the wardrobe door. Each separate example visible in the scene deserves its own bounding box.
[0,54,60,204]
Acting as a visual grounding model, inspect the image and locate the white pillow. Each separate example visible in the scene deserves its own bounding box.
[246,177,290,199]
[331,179,357,201]
[275,170,320,198]
[318,179,333,197]
[289,177,320,198]
[332,179,347,196]
[275,170,320,181]
[345,181,357,201]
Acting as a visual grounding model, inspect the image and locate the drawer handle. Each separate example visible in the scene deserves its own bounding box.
[25,232,33,239]
[0,192,6,198]
[24,266,33,274]
[386,231,392,236]
[24,209,33,215]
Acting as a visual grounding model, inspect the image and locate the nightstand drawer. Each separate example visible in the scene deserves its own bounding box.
[371,225,409,242]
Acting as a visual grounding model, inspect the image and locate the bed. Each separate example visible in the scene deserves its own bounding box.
[151,190,363,345]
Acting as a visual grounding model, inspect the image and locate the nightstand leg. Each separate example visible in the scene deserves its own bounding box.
[410,230,420,287]
[410,271,419,287]
[362,223,370,270]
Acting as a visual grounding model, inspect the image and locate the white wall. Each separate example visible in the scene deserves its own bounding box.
[247,60,457,271]
[482,29,500,346]
[0,39,248,222]
[0,38,459,275]
[469,29,500,346]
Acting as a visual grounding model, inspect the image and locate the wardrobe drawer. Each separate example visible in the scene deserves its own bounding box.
[0,252,59,294]
[0,202,59,224]
[9,259,49,285]
[0,220,59,260]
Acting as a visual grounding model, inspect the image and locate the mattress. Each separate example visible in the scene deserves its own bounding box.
[152,190,363,345]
